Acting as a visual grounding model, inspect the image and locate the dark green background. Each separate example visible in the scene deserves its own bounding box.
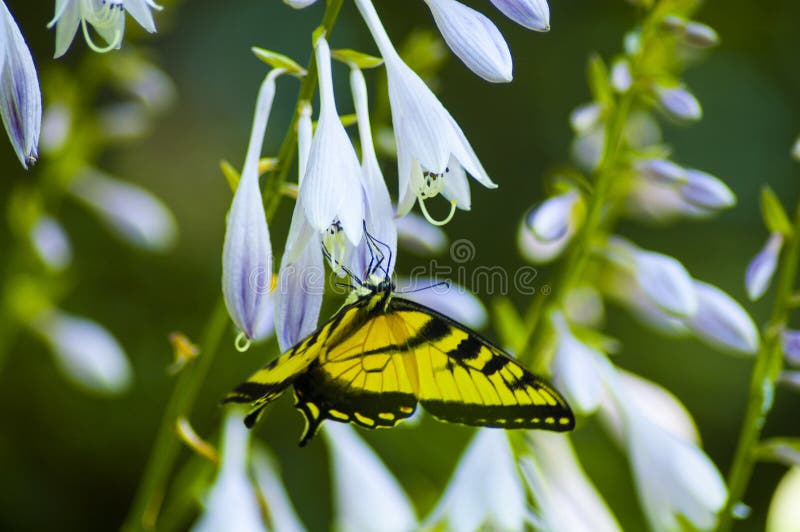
[0,0,798,530]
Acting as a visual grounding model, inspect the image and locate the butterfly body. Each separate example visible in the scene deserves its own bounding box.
[225,277,575,446]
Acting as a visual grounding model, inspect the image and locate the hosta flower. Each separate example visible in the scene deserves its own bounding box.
[222,70,282,340]
[489,0,550,31]
[324,424,417,532]
[30,215,72,271]
[298,35,363,246]
[354,0,496,224]
[32,310,132,394]
[767,467,800,532]
[0,0,41,168]
[251,447,307,532]
[745,232,783,301]
[686,279,760,355]
[396,211,448,256]
[551,311,608,414]
[426,429,526,532]
[193,410,266,532]
[678,169,735,211]
[523,433,621,532]
[49,0,162,58]
[69,168,177,252]
[395,277,487,329]
[634,158,687,185]
[654,84,702,122]
[518,189,584,264]
[782,330,800,366]
[424,0,513,83]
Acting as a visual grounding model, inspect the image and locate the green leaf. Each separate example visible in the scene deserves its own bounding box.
[251,47,306,76]
[491,297,526,354]
[755,438,800,467]
[761,186,793,236]
[331,49,384,69]
[587,53,613,108]
[220,160,239,193]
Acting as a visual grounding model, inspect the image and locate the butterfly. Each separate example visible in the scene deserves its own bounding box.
[224,232,575,446]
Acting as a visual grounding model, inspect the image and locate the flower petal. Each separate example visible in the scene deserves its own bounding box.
[686,280,760,355]
[551,312,607,414]
[30,215,72,271]
[396,277,487,330]
[396,212,448,256]
[746,232,783,301]
[489,0,549,31]
[679,169,736,211]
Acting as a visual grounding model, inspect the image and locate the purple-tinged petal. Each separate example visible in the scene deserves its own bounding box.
[746,233,783,301]
[686,280,760,355]
[782,330,800,367]
[489,0,549,31]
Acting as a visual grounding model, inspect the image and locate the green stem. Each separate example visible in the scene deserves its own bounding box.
[717,204,800,532]
[122,2,347,529]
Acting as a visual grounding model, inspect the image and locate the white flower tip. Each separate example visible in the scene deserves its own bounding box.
[689,280,760,355]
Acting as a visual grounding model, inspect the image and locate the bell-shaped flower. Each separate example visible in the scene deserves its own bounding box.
[396,212,448,256]
[678,169,736,211]
[782,330,800,367]
[324,424,417,532]
[745,232,783,301]
[551,311,608,415]
[424,0,513,83]
[518,189,584,264]
[251,447,307,532]
[0,1,41,168]
[69,167,177,252]
[298,35,363,245]
[347,65,397,278]
[222,70,282,340]
[523,433,621,532]
[602,368,727,532]
[685,279,760,355]
[193,409,266,532]
[610,58,632,93]
[354,0,496,224]
[564,285,605,328]
[655,84,702,122]
[605,237,698,318]
[49,0,162,58]
[275,103,324,352]
[489,0,549,31]
[32,309,132,395]
[634,158,687,185]
[624,176,718,223]
[396,277,487,330]
[767,467,800,532]
[425,429,526,532]
[30,215,72,271]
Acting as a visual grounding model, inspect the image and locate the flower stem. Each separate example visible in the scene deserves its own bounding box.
[717,202,800,532]
[122,2,347,529]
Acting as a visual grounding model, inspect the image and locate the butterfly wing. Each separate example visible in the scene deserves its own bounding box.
[389,297,575,431]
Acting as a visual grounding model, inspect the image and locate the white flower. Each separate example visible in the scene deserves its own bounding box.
[610,58,632,93]
[69,167,177,252]
[767,467,800,532]
[551,311,608,415]
[324,424,417,532]
[284,0,318,9]
[298,35,363,245]
[396,212,448,256]
[49,0,162,58]
[686,279,760,355]
[193,410,266,532]
[32,310,132,394]
[782,329,800,366]
[30,215,72,271]
[526,189,582,242]
[425,429,526,532]
[569,102,603,134]
[746,232,783,301]
[0,0,41,168]
[655,84,702,121]
[517,213,574,264]
[251,447,307,532]
[354,0,496,224]
[424,0,513,83]
[522,433,621,532]
[624,176,719,223]
[634,158,687,185]
[489,0,549,31]
[396,277,488,329]
[221,70,281,340]
[678,169,736,211]
[564,285,605,328]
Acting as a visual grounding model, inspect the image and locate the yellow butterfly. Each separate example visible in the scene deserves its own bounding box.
[225,239,574,446]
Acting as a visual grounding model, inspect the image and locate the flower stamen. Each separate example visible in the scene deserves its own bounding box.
[323,219,348,270]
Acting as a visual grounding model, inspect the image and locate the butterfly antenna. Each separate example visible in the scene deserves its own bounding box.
[321,244,365,287]
[362,222,392,280]
[396,280,450,294]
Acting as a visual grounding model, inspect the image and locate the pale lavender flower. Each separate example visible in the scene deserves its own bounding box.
[624,177,717,223]
[40,102,71,154]
[426,429,526,532]
[193,409,266,532]
[32,310,132,394]
[0,0,41,168]
[655,84,702,121]
[424,0,513,83]
[569,102,603,134]
[610,58,632,93]
[678,169,736,211]
[30,215,72,271]
[221,70,282,340]
[686,280,760,355]
[489,0,549,31]
[354,0,496,224]
[396,212,448,256]
[517,214,574,264]
[69,168,177,252]
[782,330,800,366]
[526,189,582,242]
[767,468,800,531]
[745,232,783,301]
[564,285,605,328]
[396,277,487,330]
[251,447,307,532]
[662,16,719,48]
[49,0,162,58]
[635,158,687,185]
[324,424,417,532]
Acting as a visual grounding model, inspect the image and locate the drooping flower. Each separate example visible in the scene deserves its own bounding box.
[32,309,132,394]
[767,467,800,532]
[396,211,448,256]
[30,215,72,271]
[423,0,513,83]
[0,0,41,168]
[518,189,584,264]
[685,279,760,355]
[654,84,702,121]
[634,158,687,185]
[354,0,496,224]
[745,232,783,301]
[251,447,308,532]
[425,429,526,532]
[49,0,163,58]
[297,35,363,246]
[221,69,282,341]
[489,0,549,31]
[193,409,266,532]
[69,167,177,252]
[678,169,736,211]
[324,424,417,532]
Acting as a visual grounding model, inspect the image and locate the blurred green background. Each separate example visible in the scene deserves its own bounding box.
[0,0,798,530]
